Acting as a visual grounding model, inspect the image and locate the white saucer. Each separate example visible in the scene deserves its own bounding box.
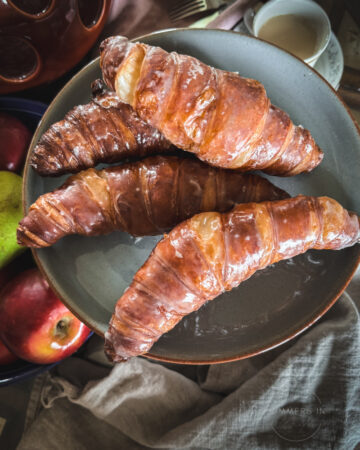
[234,21,344,90]
[314,32,344,90]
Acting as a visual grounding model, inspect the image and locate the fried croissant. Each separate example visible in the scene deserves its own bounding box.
[100,36,324,176]
[30,80,172,176]
[105,195,360,361]
[17,155,288,248]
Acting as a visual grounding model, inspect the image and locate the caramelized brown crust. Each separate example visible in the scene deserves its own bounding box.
[17,155,288,247]
[100,36,323,176]
[105,195,360,361]
[30,80,171,176]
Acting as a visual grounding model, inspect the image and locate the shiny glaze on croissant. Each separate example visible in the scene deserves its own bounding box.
[30,80,171,176]
[105,195,360,362]
[17,155,288,248]
[100,36,324,176]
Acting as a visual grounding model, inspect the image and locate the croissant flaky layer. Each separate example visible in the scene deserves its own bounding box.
[30,80,171,176]
[105,195,360,362]
[17,156,288,247]
[100,36,324,176]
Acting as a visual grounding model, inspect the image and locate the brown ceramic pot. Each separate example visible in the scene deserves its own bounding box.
[0,0,111,94]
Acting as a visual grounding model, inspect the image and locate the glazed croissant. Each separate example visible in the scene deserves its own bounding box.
[17,155,288,248]
[100,36,324,176]
[105,195,360,361]
[30,80,172,176]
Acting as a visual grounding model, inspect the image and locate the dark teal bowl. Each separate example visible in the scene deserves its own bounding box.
[23,29,360,364]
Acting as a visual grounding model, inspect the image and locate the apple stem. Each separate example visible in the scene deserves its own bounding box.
[55,318,70,339]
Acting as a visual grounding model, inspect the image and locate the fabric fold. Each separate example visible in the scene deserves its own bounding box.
[17,291,360,450]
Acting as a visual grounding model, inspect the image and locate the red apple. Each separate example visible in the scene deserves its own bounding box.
[0,268,91,364]
[0,112,31,172]
[0,337,18,365]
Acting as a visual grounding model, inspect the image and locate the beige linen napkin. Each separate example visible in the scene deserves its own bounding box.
[17,273,360,449]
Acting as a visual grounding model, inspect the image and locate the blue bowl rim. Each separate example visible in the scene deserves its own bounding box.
[0,96,48,117]
[0,361,58,386]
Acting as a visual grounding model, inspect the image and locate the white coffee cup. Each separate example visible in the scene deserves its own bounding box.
[247,0,331,67]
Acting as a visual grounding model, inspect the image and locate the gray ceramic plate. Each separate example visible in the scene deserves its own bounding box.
[23,29,360,364]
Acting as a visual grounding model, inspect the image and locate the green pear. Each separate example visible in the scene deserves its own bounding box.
[0,171,23,269]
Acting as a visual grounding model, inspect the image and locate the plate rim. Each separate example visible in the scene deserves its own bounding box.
[23,28,360,364]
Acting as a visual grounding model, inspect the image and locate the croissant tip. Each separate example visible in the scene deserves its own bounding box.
[99,35,129,54]
[100,36,131,90]
[16,225,28,247]
[30,149,67,177]
[104,338,129,363]
[16,221,49,248]
[29,162,56,177]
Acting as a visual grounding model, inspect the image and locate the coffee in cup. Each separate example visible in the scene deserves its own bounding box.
[252,0,331,67]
